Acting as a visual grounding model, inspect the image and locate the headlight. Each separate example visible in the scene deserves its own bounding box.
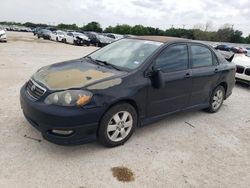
[44,90,92,107]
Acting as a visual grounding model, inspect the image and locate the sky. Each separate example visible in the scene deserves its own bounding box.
[1,0,250,36]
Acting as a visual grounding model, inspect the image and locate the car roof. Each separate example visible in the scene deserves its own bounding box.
[129,35,189,43]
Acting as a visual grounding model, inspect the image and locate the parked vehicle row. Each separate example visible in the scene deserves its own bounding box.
[33,27,121,47]
[0,25,32,32]
[215,44,249,54]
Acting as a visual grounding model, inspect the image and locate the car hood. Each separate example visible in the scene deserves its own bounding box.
[232,54,250,68]
[32,59,125,91]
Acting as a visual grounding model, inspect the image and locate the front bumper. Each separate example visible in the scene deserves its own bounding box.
[20,85,105,145]
[236,73,250,82]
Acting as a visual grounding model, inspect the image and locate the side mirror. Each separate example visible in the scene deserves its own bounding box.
[151,68,165,89]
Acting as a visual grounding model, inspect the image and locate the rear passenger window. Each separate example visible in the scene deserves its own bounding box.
[155,44,188,72]
[191,45,213,68]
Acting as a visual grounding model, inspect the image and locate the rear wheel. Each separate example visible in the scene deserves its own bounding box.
[207,85,225,113]
[98,103,137,147]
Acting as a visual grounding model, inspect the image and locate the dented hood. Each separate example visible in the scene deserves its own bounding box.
[32,59,124,90]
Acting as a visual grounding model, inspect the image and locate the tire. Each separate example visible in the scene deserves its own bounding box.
[206,85,225,113]
[98,103,137,147]
[56,37,58,42]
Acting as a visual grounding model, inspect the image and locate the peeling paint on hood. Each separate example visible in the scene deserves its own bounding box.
[32,59,124,90]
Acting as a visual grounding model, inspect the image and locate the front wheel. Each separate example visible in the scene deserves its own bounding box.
[206,85,225,113]
[98,103,137,147]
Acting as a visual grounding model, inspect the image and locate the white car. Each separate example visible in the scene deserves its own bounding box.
[246,48,250,57]
[64,32,90,46]
[50,30,65,42]
[0,29,7,42]
[233,54,250,85]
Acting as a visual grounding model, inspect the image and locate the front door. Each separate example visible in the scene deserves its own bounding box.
[147,43,192,117]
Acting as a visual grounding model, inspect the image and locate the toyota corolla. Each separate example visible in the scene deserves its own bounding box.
[20,36,236,147]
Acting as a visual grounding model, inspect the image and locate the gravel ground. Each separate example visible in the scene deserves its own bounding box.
[0,32,250,188]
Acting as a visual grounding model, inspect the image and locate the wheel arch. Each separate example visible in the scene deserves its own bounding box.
[218,82,228,98]
[98,98,140,130]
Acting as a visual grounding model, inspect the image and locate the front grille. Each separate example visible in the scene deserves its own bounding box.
[245,68,250,76]
[26,79,46,100]
[236,65,245,74]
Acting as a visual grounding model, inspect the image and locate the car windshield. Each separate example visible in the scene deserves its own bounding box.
[89,39,162,70]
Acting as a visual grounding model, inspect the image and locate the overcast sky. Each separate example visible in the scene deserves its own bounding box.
[1,0,250,36]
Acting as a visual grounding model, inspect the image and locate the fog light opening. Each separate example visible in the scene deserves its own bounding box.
[51,129,74,136]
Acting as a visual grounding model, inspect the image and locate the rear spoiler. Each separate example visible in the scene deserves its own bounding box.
[225,54,234,62]
[216,50,234,62]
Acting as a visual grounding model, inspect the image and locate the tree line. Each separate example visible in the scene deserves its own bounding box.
[1,21,250,44]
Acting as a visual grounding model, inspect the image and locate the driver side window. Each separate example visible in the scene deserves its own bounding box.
[155,44,188,72]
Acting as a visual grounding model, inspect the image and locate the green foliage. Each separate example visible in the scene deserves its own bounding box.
[82,21,102,32]
[57,23,79,31]
[246,35,250,44]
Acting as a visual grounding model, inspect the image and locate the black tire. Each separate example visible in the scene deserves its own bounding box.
[56,37,58,42]
[98,103,137,147]
[206,85,225,113]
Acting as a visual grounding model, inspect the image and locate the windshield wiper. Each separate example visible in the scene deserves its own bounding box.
[86,56,122,71]
[95,59,122,71]
[85,56,103,66]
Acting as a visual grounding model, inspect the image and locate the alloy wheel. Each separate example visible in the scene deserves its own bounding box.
[107,111,133,142]
[212,89,223,110]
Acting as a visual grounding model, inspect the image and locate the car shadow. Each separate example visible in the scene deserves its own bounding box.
[235,82,250,90]
[37,109,204,155]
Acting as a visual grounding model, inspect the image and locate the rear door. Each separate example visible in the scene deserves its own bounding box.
[188,44,220,107]
[147,43,192,117]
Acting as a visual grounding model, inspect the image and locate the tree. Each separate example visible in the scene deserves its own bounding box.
[82,22,102,32]
[246,34,250,44]
[57,23,79,31]
[205,21,213,32]
[230,30,244,43]
[217,27,234,42]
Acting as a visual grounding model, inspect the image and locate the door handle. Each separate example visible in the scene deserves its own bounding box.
[214,68,219,73]
[184,73,191,78]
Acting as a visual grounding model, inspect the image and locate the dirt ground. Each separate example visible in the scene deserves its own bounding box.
[0,32,250,188]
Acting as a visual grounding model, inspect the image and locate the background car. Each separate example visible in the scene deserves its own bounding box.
[64,32,90,46]
[96,34,115,47]
[0,29,7,42]
[50,30,65,42]
[231,47,247,54]
[37,29,52,40]
[33,27,41,36]
[104,33,124,40]
[84,32,115,47]
[233,54,250,86]
[246,47,250,57]
[215,44,232,52]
